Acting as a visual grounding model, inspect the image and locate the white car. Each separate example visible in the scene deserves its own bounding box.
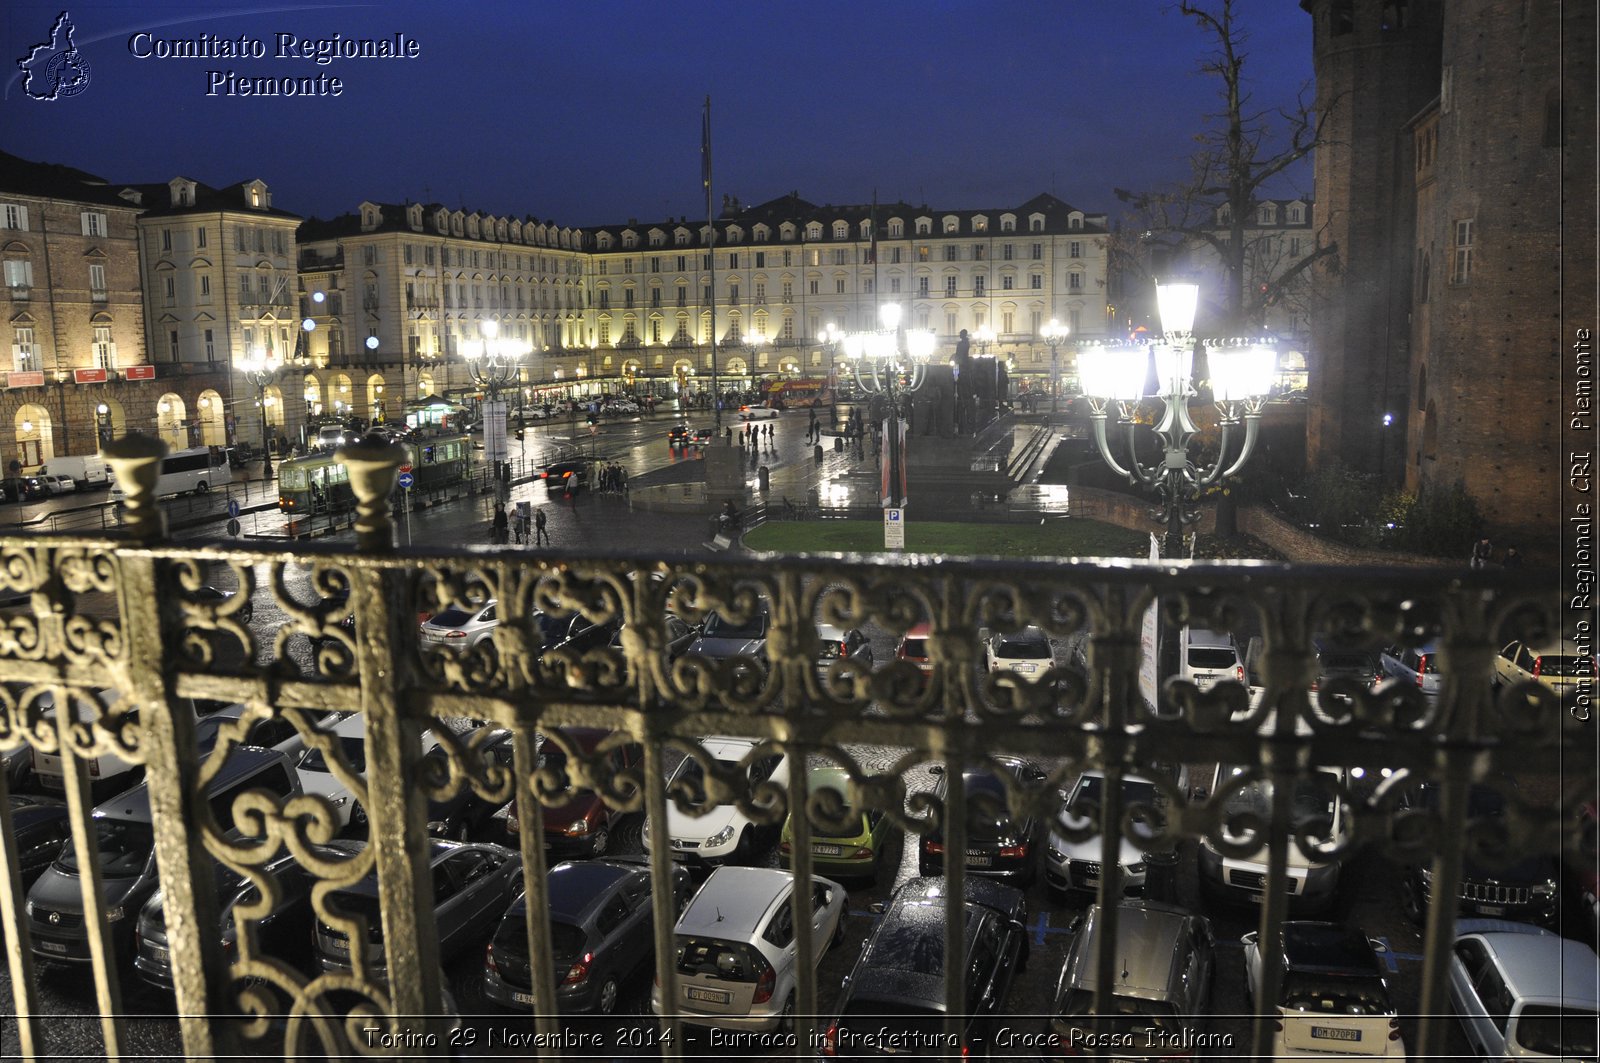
[1198,765,1349,913]
[1044,771,1163,900]
[1492,638,1594,699]
[644,737,789,867]
[1180,626,1246,691]
[419,599,500,652]
[1449,920,1598,1060]
[737,403,780,420]
[651,865,844,1032]
[985,625,1054,677]
[34,474,76,495]
[294,714,447,832]
[1242,921,1406,1059]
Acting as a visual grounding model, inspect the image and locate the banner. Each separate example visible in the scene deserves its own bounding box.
[880,416,892,508]
[1138,533,1160,711]
[482,399,508,465]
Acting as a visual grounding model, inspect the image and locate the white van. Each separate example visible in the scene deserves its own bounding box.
[31,691,219,803]
[1179,627,1246,692]
[37,455,109,490]
[108,446,229,500]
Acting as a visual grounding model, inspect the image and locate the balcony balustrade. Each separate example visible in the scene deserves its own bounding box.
[0,435,1586,1060]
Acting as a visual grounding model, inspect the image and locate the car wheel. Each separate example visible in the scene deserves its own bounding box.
[735,827,754,864]
[831,912,847,948]
[777,992,796,1035]
[1399,875,1425,924]
[596,975,619,1016]
[195,481,209,494]
[240,604,254,624]
[590,827,609,857]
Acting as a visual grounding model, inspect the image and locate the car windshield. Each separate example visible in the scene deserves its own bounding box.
[1515,1006,1599,1055]
[57,817,154,876]
[1222,772,1339,832]
[428,607,476,628]
[900,638,929,658]
[1537,655,1593,677]
[299,734,366,775]
[1320,652,1379,673]
[1062,776,1158,822]
[1053,989,1182,1045]
[994,635,1051,659]
[702,610,768,640]
[1281,973,1391,1014]
[669,756,749,806]
[1188,647,1238,669]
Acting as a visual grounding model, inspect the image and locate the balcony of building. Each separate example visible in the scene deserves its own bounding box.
[0,437,1587,1061]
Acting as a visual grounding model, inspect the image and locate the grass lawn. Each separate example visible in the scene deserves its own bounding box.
[744,518,1147,558]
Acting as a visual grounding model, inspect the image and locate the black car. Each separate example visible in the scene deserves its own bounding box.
[919,757,1048,887]
[1395,777,1560,926]
[315,840,522,979]
[540,459,589,488]
[193,585,253,625]
[484,857,690,1015]
[1309,635,1383,712]
[822,876,1028,1059]
[424,728,518,842]
[667,422,706,449]
[4,794,69,890]
[133,839,364,991]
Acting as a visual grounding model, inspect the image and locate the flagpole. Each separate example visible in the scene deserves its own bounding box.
[703,96,721,436]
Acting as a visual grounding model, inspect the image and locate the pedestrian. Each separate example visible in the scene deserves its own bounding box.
[534,506,550,545]
[492,502,509,545]
[1470,536,1493,569]
[808,408,818,442]
[1502,545,1522,569]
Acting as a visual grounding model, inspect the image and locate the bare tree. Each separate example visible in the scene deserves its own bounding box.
[1113,0,1339,332]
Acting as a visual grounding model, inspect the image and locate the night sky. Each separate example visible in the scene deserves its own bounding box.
[4,2,1313,228]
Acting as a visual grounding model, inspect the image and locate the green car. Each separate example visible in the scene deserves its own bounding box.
[778,765,899,880]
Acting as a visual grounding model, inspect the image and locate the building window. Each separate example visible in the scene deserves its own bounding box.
[728,253,738,269]
[1289,237,1302,256]
[864,279,874,294]
[832,249,846,265]
[161,229,173,252]
[204,328,215,361]
[169,330,180,360]
[4,259,33,292]
[782,280,793,303]
[93,325,115,368]
[974,276,985,297]
[2,204,27,231]
[199,274,211,299]
[945,312,958,335]
[1031,243,1043,260]
[89,264,107,300]
[13,327,38,371]
[1069,241,1082,259]
[973,245,986,261]
[944,246,958,262]
[702,285,712,303]
[81,212,106,237]
[1069,273,1082,291]
[1003,244,1013,261]
[677,286,687,307]
[1002,276,1014,290]
[918,277,930,297]
[890,278,901,293]
[809,279,819,295]
[1030,274,1043,290]
[165,276,176,303]
[944,277,957,297]
[425,246,435,266]
[754,282,765,302]
[625,289,635,308]
[836,279,846,294]
[1002,311,1014,333]
[1452,220,1474,283]
[363,246,376,267]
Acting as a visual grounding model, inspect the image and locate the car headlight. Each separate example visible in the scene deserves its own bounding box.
[105,906,126,923]
[328,795,348,808]
[1129,862,1146,874]
[24,901,34,917]
[706,825,736,848]
[1047,845,1065,861]
[567,819,589,835]
[1533,879,1557,897]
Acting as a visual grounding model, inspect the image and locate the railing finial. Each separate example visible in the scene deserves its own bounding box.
[102,432,168,541]
[336,438,405,551]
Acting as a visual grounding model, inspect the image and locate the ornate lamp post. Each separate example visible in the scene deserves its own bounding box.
[237,345,285,481]
[835,303,937,518]
[1077,281,1276,556]
[1041,318,1070,413]
[462,319,523,504]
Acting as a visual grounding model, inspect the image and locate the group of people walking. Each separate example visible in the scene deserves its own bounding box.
[492,500,550,546]
[739,423,776,450]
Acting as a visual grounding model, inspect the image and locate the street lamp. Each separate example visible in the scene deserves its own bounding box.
[834,303,937,519]
[237,345,285,481]
[1077,281,1276,556]
[462,319,523,502]
[1041,318,1070,413]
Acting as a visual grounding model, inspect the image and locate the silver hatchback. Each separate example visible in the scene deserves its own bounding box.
[420,599,500,652]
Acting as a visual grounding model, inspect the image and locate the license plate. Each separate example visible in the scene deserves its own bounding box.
[813,844,842,856]
[39,774,63,791]
[686,986,731,1004]
[1248,892,1265,903]
[1311,1027,1361,1043]
[147,945,170,963]
[1479,904,1504,916]
[38,941,67,954]
[324,937,348,954]
[512,991,534,1005]
[967,852,992,867]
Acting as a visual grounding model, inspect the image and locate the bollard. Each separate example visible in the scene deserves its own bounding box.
[814,444,824,463]
[758,465,770,492]
[833,436,844,452]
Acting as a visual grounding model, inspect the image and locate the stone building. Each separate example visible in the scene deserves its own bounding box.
[295,203,586,421]
[126,176,304,455]
[1302,0,1594,553]
[0,151,149,468]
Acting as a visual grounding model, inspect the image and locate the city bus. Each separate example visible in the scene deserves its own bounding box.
[108,446,232,500]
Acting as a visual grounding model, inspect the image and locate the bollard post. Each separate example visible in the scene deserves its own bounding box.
[101,433,168,542]
[336,439,405,552]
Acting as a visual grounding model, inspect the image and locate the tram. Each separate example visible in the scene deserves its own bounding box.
[277,433,472,515]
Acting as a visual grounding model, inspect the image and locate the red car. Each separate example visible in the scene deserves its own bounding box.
[500,728,642,858]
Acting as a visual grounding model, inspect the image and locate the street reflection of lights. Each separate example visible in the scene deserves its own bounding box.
[818,481,852,506]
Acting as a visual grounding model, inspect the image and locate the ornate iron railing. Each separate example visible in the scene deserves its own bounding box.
[0,433,1589,1060]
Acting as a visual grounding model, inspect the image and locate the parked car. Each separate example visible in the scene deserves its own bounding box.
[4,794,70,890]
[30,689,227,803]
[645,737,789,867]
[919,756,1048,887]
[685,599,771,679]
[540,458,590,487]
[419,599,501,652]
[1449,920,1599,1060]
[1197,764,1349,913]
[1045,901,1217,1060]
[779,764,899,881]
[1309,635,1386,711]
[815,623,873,679]
[1378,641,1443,699]
[609,612,700,667]
[895,621,935,674]
[1242,921,1405,1059]
[822,876,1028,1059]
[650,865,845,1033]
[134,838,364,991]
[483,857,691,1014]
[292,714,462,834]
[192,584,253,624]
[984,625,1054,677]
[37,456,108,490]
[315,840,522,979]
[1045,771,1165,901]
[28,745,301,965]
[1395,777,1560,927]
[1493,637,1595,699]
[30,474,76,496]
[500,727,641,857]
[1180,626,1247,691]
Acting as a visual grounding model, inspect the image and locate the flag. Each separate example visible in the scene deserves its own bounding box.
[866,191,877,265]
[701,96,713,223]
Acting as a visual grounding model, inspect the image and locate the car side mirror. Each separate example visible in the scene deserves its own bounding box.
[867,901,887,916]
[1190,787,1208,802]
[1369,938,1389,954]
[928,764,945,777]
[1240,931,1258,947]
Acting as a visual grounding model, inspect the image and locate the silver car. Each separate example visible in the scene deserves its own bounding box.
[1045,772,1164,901]
[650,865,844,1033]
[1448,920,1598,1060]
[420,599,500,652]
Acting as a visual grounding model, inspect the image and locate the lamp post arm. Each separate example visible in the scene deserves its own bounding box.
[1219,414,1262,480]
[1088,414,1135,479]
[1194,421,1234,489]
[1125,420,1165,487]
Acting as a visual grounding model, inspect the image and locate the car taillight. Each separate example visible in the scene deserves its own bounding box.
[485,942,497,974]
[89,759,100,777]
[1415,654,1428,685]
[751,958,776,1004]
[778,841,792,854]
[563,951,592,985]
[923,840,944,854]
[999,843,1030,858]
[445,629,466,638]
[1235,665,1245,684]
[821,1023,838,1057]
[539,472,549,479]
[1532,657,1543,679]
[1389,1018,1401,1041]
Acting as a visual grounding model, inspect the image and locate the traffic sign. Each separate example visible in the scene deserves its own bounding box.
[398,464,413,474]
[884,507,905,549]
[397,472,415,490]
[226,518,241,538]
[226,498,241,519]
